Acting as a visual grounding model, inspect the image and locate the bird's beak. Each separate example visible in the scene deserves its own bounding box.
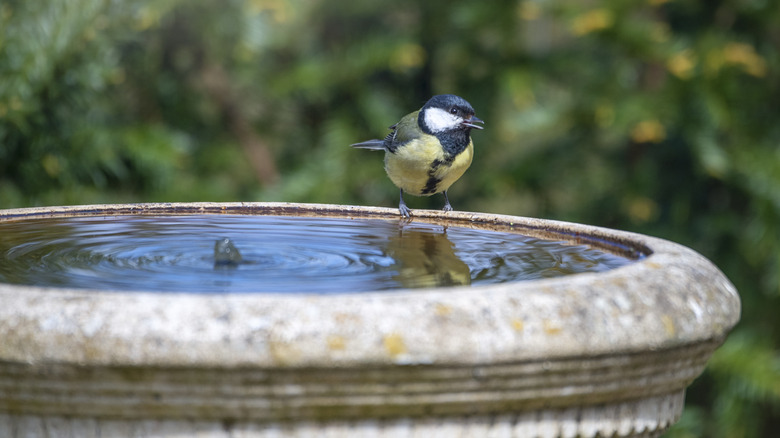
[462,115,485,130]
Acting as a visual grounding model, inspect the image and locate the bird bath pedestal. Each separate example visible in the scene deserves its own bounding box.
[0,203,740,437]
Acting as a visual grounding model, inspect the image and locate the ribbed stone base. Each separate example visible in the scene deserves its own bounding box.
[0,392,681,438]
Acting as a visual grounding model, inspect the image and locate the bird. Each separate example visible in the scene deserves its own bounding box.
[351,94,484,218]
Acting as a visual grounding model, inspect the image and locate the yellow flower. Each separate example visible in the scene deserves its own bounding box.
[627,197,659,224]
[247,0,292,22]
[667,49,696,79]
[570,9,614,36]
[631,120,666,144]
[723,42,767,77]
[390,43,426,73]
[135,6,160,31]
[518,1,541,21]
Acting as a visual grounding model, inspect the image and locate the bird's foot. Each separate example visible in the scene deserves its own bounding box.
[399,203,412,218]
[442,191,454,212]
[399,189,412,218]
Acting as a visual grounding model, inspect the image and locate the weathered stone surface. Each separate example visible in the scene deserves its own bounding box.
[0,203,741,437]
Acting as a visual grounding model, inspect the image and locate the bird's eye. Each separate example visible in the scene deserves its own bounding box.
[449,107,458,115]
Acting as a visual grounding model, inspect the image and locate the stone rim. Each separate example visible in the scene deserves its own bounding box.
[0,202,740,366]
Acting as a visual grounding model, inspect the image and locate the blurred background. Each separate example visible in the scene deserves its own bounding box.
[1,0,778,435]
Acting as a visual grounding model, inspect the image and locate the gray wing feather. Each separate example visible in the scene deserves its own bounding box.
[350,139,386,151]
[351,121,404,152]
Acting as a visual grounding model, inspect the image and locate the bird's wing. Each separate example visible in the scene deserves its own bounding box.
[384,111,419,153]
[351,111,420,153]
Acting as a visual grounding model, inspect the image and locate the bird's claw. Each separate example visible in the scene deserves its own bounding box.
[442,191,453,212]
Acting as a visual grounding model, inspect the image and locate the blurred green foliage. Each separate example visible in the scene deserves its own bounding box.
[1,0,779,435]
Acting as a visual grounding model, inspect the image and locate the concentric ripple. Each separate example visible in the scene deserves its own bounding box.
[0,215,634,293]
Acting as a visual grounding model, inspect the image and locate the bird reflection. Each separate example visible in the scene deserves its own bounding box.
[385,225,471,288]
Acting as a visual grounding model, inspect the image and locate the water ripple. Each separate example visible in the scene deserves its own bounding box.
[0,215,633,293]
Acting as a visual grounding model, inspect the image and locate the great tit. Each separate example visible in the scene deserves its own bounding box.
[352,94,484,218]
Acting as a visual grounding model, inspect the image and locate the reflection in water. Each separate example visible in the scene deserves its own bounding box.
[385,224,471,288]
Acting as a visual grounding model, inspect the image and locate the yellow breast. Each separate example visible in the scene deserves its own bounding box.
[384,137,474,196]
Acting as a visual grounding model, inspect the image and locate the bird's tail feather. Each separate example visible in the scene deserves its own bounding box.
[350,140,385,151]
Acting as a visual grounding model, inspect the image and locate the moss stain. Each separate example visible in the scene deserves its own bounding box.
[543,319,563,335]
[326,335,346,351]
[383,333,407,357]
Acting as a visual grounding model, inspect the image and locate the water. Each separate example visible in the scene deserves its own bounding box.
[0,215,635,293]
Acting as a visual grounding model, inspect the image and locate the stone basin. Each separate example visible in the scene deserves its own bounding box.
[0,202,741,437]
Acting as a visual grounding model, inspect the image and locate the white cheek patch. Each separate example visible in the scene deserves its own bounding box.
[424,107,462,133]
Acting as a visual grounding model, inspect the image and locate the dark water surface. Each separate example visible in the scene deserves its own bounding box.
[0,215,634,293]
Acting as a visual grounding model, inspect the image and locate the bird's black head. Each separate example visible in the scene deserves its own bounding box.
[418,94,484,135]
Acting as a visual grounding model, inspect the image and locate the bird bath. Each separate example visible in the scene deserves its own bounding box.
[0,202,740,437]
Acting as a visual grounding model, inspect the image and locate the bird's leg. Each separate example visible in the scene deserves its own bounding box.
[442,191,453,212]
[399,189,412,218]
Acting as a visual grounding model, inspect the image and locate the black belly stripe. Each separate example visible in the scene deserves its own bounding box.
[421,176,441,195]
[421,157,452,195]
